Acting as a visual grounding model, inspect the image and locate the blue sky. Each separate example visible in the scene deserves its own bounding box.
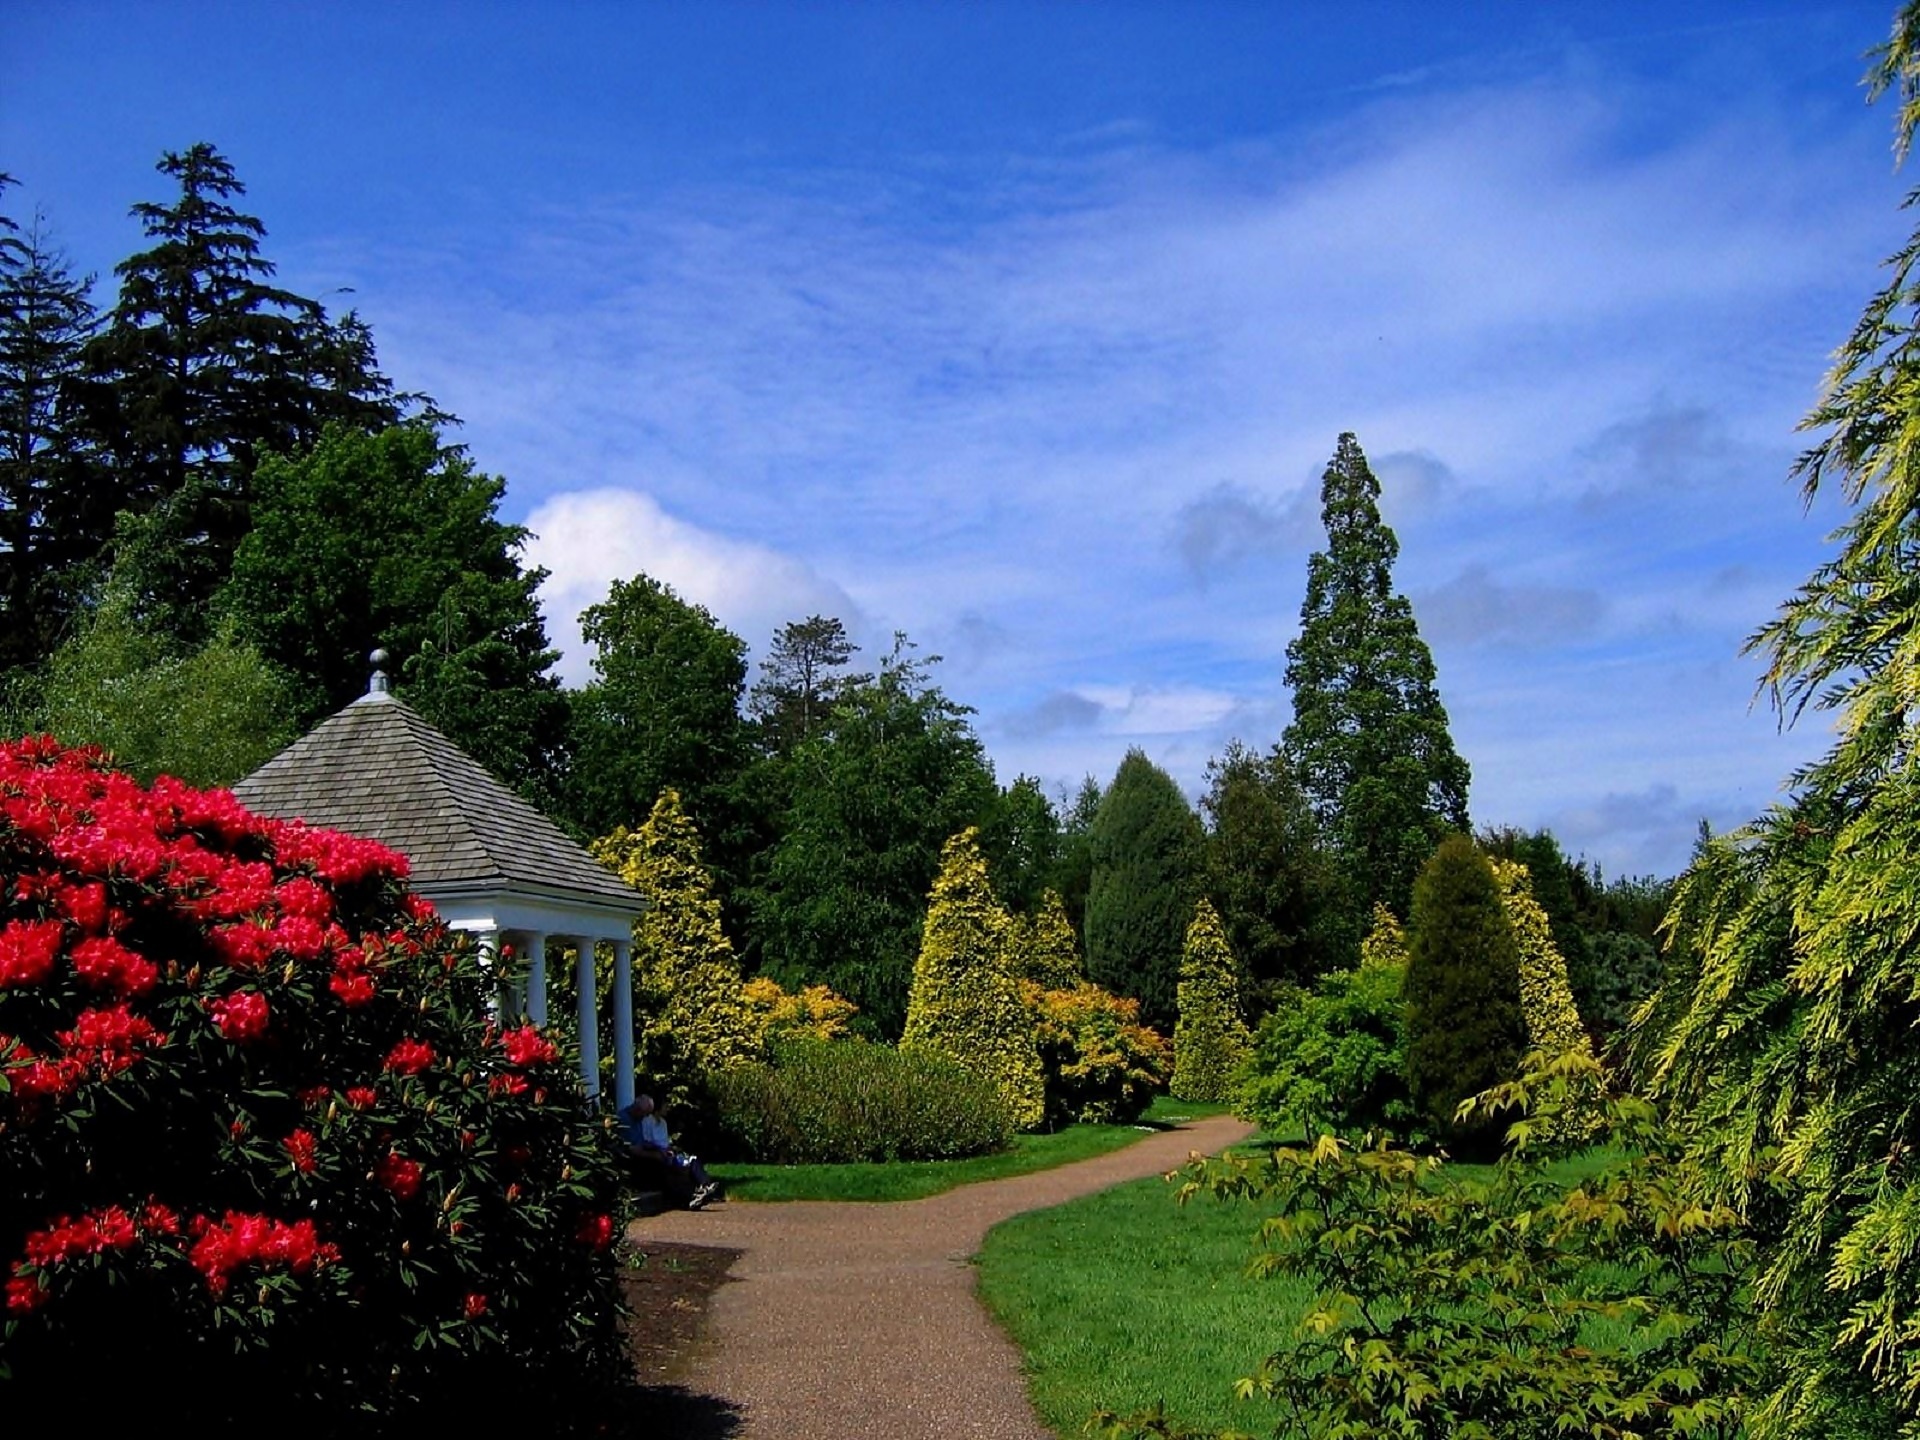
[5,2,1909,879]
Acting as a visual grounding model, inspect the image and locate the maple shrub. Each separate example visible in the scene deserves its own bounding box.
[0,740,626,1431]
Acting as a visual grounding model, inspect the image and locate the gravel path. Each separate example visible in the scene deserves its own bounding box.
[628,1113,1254,1440]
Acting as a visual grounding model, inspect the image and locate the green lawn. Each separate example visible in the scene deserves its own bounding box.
[976,1138,1633,1438]
[706,1095,1233,1204]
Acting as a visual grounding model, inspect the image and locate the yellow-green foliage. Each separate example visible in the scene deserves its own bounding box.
[591,789,761,1112]
[1007,888,1084,989]
[1490,857,1601,1141]
[740,975,858,1043]
[1023,979,1169,1126]
[902,828,1045,1131]
[1360,902,1408,970]
[1172,898,1251,1103]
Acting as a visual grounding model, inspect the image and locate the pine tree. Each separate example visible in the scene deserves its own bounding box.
[1171,899,1250,1103]
[1083,749,1205,1031]
[747,614,866,753]
[0,179,103,673]
[591,789,759,1119]
[1402,835,1526,1157]
[901,828,1044,1131]
[77,143,406,633]
[1281,432,1470,956]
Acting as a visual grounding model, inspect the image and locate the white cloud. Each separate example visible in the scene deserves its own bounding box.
[523,488,863,685]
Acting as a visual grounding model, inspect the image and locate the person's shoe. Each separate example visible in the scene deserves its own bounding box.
[688,1182,718,1210]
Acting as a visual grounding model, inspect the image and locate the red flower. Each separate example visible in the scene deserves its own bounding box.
[70,935,157,997]
[57,1005,165,1079]
[0,919,62,988]
[329,960,376,1007]
[344,1086,378,1110]
[283,1128,317,1173]
[574,1213,614,1250]
[273,876,333,923]
[55,880,109,933]
[296,1084,331,1107]
[211,991,270,1043]
[463,1291,488,1320]
[374,1152,423,1201]
[487,1073,529,1098]
[6,1273,47,1313]
[384,1038,435,1076]
[498,1024,558,1068]
[186,1211,335,1296]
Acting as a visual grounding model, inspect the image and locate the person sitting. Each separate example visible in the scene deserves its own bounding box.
[620,1093,720,1210]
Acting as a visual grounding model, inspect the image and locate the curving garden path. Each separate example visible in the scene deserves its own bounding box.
[627,1113,1254,1440]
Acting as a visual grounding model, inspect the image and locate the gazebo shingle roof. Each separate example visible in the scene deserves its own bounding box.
[232,692,638,909]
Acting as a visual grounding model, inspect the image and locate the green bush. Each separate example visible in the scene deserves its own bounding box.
[1170,899,1249,1103]
[0,741,626,1431]
[710,1037,1013,1163]
[1238,960,1419,1143]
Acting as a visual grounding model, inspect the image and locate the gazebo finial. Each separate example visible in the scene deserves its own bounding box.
[368,648,391,696]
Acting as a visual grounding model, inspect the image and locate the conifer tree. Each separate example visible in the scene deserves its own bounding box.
[747,614,867,753]
[1171,898,1250,1103]
[1008,887,1083,990]
[591,789,759,1119]
[1628,13,1920,1427]
[0,178,103,674]
[1084,749,1205,1030]
[901,828,1044,1130]
[1489,857,1601,1141]
[1403,835,1526,1156]
[1281,433,1470,956]
[1359,902,1408,970]
[77,143,406,633]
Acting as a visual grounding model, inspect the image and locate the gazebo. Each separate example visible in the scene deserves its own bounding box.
[232,656,645,1110]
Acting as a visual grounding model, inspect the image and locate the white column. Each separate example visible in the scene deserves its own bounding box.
[575,939,601,1104]
[479,929,506,1020]
[612,939,635,1111]
[525,932,549,1026]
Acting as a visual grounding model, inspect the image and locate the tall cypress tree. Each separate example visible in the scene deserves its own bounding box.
[1281,432,1470,953]
[0,179,102,674]
[1083,748,1205,1031]
[1402,835,1525,1158]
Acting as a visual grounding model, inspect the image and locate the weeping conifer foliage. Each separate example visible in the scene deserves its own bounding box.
[1630,9,1920,1430]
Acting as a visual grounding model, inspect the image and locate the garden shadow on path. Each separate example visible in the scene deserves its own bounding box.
[626,1112,1254,1440]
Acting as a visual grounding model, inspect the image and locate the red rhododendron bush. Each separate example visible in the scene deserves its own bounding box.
[0,740,627,1430]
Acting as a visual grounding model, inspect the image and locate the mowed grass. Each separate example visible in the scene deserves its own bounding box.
[977,1165,1298,1436]
[977,1139,1637,1438]
[707,1095,1229,1204]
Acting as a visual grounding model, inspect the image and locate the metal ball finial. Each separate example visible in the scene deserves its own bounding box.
[368,648,391,696]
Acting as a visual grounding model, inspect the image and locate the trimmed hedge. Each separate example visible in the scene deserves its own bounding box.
[711,1037,1012,1164]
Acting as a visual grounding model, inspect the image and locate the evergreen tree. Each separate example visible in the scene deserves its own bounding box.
[564,573,749,846]
[1628,13,1920,1427]
[1281,432,1471,955]
[978,773,1061,915]
[1489,857,1601,1142]
[1200,739,1331,1008]
[1006,888,1083,990]
[747,614,866,753]
[220,423,564,803]
[1083,749,1204,1031]
[901,828,1044,1131]
[1049,773,1103,942]
[591,789,759,1122]
[1402,835,1526,1157]
[750,637,997,1037]
[0,179,103,674]
[1171,898,1251,1103]
[77,143,406,633]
